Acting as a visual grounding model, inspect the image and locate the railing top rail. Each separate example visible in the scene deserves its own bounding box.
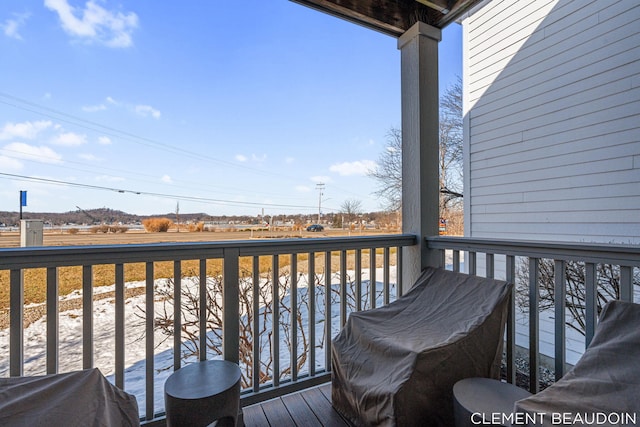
[0,234,416,269]
[427,236,640,266]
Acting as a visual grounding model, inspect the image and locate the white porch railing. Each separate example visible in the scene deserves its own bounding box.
[0,234,415,423]
[427,236,640,392]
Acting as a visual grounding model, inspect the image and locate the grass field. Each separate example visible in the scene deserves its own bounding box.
[0,227,388,247]
[0,228,397,311]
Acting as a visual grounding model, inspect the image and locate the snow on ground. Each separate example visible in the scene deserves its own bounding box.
[0,267,397,417]
[3,251,617,418]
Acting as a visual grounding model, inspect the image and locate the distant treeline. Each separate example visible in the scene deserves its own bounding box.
[0,208,400,229]
[1,208,227,226]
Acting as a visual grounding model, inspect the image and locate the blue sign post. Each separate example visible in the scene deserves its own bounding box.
[20,190,27,220]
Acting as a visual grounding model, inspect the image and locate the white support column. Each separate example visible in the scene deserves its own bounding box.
[398,22,441,291]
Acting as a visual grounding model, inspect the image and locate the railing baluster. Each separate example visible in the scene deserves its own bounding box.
[505,255,516,385]
[252,256,260,393]
[46,267,58,374]
[370,248,376,309]
[223,249,240,364]
[199,259,207,362]
[340,250,347,327]
[486,253,494,278]
[620,266,633,303]
[529,257,540,393]
[9,269,23,377]
[173,261,182,371]
[308,252,316,376]
[397,246,403,298]
[384,247,390,305]
[272,254,280,386]
[82,265,93,369]
[145,262,154,420]
[468,251,477,275]
[324,251,332,372]
[585,262,597,348]
[291,254,298,382]
[453,250,460,273]
[115,264,125,389]
[355,249,362,311]
[554,260,566,381]
[0,234,420,420]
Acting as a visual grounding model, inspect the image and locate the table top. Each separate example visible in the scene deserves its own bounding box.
[454,377,532,415]
[164,360,241,400]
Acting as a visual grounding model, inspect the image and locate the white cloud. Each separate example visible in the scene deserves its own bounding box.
[51,131,87,146]
[86,97,161,120]
[329,160,376,176]
[97,136,111,145]
[0,155,23,170]
[0,120,53,140]
[295,185,311,193]
[285,157,295,164]
[95,175,124,182]
[161,175,173,184]
[310,175,331,183]
[1,142,62,164]
[82,103,107,112]
[79,153,101,161]
[44,0,138,48]
[1,12,30,40]
[236,153,267,162]
[135,104,161,119]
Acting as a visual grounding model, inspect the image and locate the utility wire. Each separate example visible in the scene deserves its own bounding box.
[0,92,313,182]
[0,147,316,202]
[0,92,374,211]
[0,172,320,210]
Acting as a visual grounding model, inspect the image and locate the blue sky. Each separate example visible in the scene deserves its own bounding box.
[0,0,462,217]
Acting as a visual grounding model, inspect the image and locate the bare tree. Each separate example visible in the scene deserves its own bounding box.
[516,259,640,335]
[368,77,464,215]
[369,128,402,212]
[341,198,363,230]
[439,76,464,211]
[144,268,309,388]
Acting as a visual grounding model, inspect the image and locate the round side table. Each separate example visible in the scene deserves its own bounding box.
[453,377,532,427]
[164,360,242,427]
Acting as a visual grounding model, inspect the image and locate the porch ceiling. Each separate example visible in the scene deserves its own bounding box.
[290,0,484,36]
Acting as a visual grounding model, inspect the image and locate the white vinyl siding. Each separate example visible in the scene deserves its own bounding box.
[462,0,640,244]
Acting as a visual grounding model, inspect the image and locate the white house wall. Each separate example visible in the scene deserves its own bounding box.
[462,0,640,244]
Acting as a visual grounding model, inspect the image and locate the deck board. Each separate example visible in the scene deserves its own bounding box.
[281,391,324,426]
[261,397,296,426]
[243,383,350,427]
[242,403,270,427]
[300,385,350,427]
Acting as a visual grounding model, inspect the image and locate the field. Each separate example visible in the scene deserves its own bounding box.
[0,228,397,314]
[0,227,387,247]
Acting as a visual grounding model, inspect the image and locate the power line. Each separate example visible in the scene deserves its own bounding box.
[0,92,377,211]
[0,147,318,202]
[0,172,319,210]
[0,92,311,182]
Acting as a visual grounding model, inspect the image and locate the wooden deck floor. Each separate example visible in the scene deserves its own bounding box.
[242,383,351,427]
